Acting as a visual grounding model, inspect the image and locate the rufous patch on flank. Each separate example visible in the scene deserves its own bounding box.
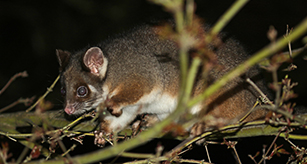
[106,73,155,112]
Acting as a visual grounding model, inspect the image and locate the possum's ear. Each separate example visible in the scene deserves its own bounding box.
[56,49,71,72]
[83,47,108,78]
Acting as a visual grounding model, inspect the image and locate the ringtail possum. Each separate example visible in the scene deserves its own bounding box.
[56,23,267,140]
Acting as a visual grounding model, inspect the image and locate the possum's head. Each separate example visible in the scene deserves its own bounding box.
[56,47,108,116]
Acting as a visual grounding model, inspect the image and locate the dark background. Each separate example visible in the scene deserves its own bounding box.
[0,0,307,111]
[0,0,307,163]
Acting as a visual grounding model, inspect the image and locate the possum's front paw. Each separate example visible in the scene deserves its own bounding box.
[94,130,112,147]
[105,98,123,117]
[94,121,113,147]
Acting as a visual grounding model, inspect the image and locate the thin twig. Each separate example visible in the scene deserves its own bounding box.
[223,139,242,164]
[185,0,194,26]
[176,144,193,157]
[263,145,267,164]
[284,137,302,151]
[17,145,30,164]
[177,159,209,163]
[204,143,211,163]
[58,139,73,162]
[0,96,35,113]
[62,144,77,157]
[239,101,259,123]
[272,68,282,107]
[120,152,155,159]
[207,0,249,43]
[285,25,293,59]
[0,71,28,95]
[122,155,210,164]
[258,127,285,164]
[239,78,273,122]
[248,154,258,164]
[246,78,273,106]
[26,74,60,112]
[62,112,93,131]
[232,144,242,164]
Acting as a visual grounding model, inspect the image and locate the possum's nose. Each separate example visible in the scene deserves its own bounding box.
[64,103,75,115]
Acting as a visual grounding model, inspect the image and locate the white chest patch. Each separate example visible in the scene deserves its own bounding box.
[100,86,202,132]
[136,89,178,120]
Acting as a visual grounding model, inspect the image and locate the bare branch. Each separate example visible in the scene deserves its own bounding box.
[0,71,28,95]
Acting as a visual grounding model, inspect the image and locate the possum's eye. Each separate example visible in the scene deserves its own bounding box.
[77,86,88,97]
[60,87,66,96]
